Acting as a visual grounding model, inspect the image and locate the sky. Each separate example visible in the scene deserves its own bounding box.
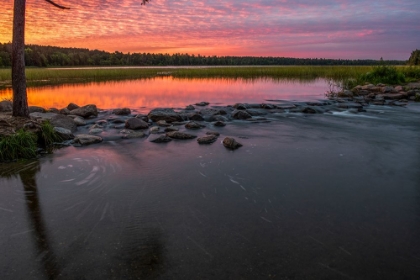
[0,0,419,60]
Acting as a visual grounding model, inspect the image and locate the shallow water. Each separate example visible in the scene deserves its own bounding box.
[1,79,420,279]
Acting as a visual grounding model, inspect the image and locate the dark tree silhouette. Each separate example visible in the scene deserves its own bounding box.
[11,0,150,117]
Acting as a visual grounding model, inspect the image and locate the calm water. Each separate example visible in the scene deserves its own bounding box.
[1,78,420,279]
[0,77,327,109]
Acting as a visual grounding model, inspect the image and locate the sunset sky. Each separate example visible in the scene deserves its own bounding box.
[0,0,419,60]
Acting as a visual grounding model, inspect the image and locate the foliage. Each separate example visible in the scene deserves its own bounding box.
[0,129,37,162]
[0,43,405,68]
[358,61,406,85]
[408,49,420,66]
[400,66,420,81]
[415,93,420,102]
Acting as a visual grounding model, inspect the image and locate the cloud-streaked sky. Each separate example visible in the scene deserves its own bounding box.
[0,0,419,59]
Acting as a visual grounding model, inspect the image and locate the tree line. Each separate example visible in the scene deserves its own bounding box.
[0,42,406,68]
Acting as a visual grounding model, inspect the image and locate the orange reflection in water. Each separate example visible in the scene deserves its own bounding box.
[0,77,327,110]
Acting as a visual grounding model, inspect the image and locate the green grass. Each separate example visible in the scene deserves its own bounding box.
[1,65,419,89]
[0,129,37,162]
[38,121,62,149]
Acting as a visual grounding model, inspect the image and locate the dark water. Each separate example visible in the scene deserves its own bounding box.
[1,95,420,278]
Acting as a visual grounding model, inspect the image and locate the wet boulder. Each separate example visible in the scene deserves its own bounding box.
[74,134,102,145]
[233,103,247,110]
[223,137,242,150]
[67,103,79,111]
[50,114,77,132]
[232,110,252,120]
[185,105,195,110]
[213,121,226,127]
[125,118,149,130]
[185,121,205,130]
[29,106,46,113]
[113,108,131,115]
[166,131,197,140]
[195,101,209,106]
[148,134,172,143]
[197,134,218,144]
[53,127,74,140]
[148,108,182,123]
[70,104,98,118]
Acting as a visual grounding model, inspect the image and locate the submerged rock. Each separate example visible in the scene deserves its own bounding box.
[195,101,209,106]
[74,134,102,145]
[125,118,149,130]
[223,137,242,150]
[232,110,252,120]
[148,134,172,143]
[157,120,171,127]
[213,121,226,127]
[166,131,197,140]
[53,127,74,140]
[197,134,218,144]
[70,104,98,118]
[121,131,145,139]
[113,108,131,115]
[148,108,182,123]
[185,121,205,130]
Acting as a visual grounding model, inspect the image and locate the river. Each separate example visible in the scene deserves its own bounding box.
[0,77,419,279]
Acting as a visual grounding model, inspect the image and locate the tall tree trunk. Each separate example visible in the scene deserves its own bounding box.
[12,0,29,117]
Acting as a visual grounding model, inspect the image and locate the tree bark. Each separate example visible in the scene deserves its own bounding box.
[12,0,29,117]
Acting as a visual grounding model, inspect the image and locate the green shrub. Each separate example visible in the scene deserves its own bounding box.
[0,130,37,161]
[360,64,405,85]
[415,93,420,102]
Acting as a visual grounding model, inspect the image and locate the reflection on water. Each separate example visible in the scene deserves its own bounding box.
[0,105,420,279]
[0,77,328,109]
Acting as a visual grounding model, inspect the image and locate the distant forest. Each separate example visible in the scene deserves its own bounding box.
[0,42,405,67]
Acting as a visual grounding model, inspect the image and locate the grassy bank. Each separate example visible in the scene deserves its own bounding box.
[0,66,419,89]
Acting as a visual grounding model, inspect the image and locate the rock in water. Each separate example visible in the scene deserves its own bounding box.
[113,108,131,115]
[232,110,252,120]
[50,114,77,132]
[197,134,218,144]
[148,108,182,122]
[70,104,98,118]
[195,101,209,106]
[148,134,172,143]
[185,121,205,130]
[74,134,103,145]
[223,137,242,150]
[166,131,197,140]
[125,118,149,130]
[213,121,226,127]
[53,127,74,140]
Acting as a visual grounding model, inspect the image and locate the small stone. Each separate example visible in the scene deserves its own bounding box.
[185,105,195,110]
[206,131,220,136]
[74,134,102,145]
[29,106,46,113]
[0,100,12,112]
[113,108,131,115]
[213,121,226,127]
[125,118,149,130]
[232,110,252,119]
[150,126,160,133]
[233,103,247,110]
[166,131,197,139]
[301,107,317,114]
[53,127,74,140]
[197,135,218,144]
[195,101,209,106]
[157,120,171,127]
[149,134,172,143]
[67,103,79,111]
[164,126,179,132]
[223,137,242,150]
[73,116,86,126]
[121,131,144,139]
[185,121,205,129]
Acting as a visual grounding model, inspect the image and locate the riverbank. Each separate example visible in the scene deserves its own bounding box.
[1,81,419,162]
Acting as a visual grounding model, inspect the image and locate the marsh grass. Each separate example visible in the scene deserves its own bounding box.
[38,121,62,150]
[0,129,37,161]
